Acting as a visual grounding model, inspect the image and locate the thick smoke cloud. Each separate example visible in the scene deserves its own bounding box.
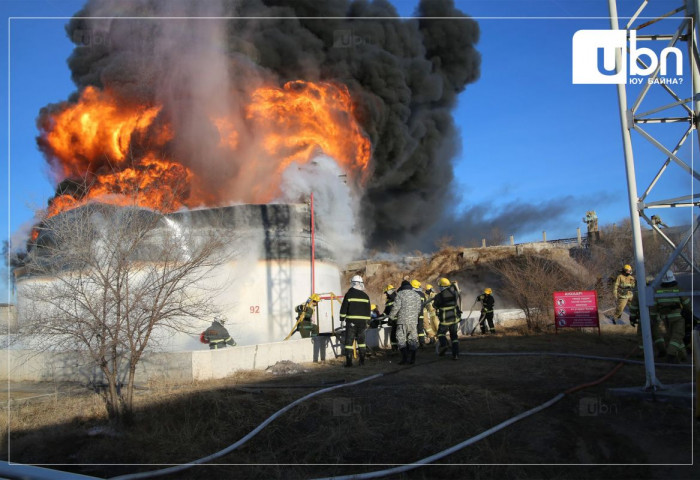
[42,0,481,250]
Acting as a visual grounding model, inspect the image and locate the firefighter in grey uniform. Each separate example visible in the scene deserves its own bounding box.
[390,280,423,365]
[432,278,462,360]
[203,317,236,349]
[340,275,372,367]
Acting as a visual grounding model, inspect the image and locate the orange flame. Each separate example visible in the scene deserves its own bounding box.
[42,86,162,180]
[40,80,371,218]
[246,81,371,181]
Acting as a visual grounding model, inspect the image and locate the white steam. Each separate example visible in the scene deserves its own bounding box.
[275,155,364,265]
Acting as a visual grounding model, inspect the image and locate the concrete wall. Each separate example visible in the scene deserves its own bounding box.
[0,337,340,383]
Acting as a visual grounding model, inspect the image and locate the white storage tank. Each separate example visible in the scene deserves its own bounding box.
[15,203,343,352]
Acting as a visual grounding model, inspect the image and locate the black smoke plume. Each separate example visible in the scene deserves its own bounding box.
[43,0,481,250]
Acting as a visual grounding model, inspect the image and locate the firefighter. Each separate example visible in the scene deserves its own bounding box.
[294,294,320,338]
[411,279,427,347]
[383,284,398,351]
[390,279,422,365]
[655,270,691,363]
[629,283,665,358]
[370,304,381,328]
[476,288,496,334]
[612,264,636,324]
[424,284,438,343]
[432,277,462,360]
[203,316,236,350]
[340,275,372,367]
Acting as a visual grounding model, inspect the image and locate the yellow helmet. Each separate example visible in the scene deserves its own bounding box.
[623,264,632,272]
[384,284,395,292]
[371,304,377,310]
[438,277,451,287]
[484,288,492,295]
[426,284,433,291]
[310,293,320,302]
[410,279,421,289]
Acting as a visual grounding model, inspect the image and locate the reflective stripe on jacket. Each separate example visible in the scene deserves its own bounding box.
[340,287,371,322]
[433,286,460,325]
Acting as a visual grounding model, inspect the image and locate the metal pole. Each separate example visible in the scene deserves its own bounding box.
[310,192,316,295]
[609,0,661,389]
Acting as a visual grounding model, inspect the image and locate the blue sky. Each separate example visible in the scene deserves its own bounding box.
[1,0,697,302]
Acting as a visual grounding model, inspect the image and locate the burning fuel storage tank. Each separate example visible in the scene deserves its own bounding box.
[164,203,342,349]
[15,202,343,351]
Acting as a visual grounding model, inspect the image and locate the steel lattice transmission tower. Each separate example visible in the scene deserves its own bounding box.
[608,0,699,389]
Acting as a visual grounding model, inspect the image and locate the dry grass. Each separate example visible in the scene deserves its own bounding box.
[1,329,695,480]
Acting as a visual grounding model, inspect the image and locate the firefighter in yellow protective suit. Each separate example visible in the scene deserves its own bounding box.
[423,284,438,343]
[612,264,636,324]
[294,294,320,338]
[411,279,428,347]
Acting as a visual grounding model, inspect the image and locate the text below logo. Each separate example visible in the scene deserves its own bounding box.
[572,30,683,84]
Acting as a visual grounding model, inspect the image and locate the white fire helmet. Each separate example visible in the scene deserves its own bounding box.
[351,275,365,290]
[661,270,676,284]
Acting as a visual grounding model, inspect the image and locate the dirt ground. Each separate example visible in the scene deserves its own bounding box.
[1,327,697,480]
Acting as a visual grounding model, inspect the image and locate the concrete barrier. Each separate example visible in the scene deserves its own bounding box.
[460,308,525,334]
[0,337,339,384]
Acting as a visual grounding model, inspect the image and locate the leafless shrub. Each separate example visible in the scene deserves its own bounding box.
[487,226,506,246]
[16,202,235,421]
[490,253,587,331]
[434,235,453,250]
[581,218,693,309]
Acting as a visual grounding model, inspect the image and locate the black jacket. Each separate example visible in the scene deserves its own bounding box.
[204,321,236,349]
[477,293,495,312]
[433,286,460,325]
[340,287,371,324]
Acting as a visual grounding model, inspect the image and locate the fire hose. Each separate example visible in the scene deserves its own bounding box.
[1,347,687,480]
[101,349,689,480]
[109,374,385,480]
[310,348,641,480]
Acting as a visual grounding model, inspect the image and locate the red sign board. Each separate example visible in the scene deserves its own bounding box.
[553,291,600,334]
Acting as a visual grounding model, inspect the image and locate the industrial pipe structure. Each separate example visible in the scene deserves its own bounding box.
[608,0,700,390]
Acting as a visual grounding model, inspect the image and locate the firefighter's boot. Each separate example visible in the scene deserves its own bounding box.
[344,353,353,368]
[451,342,459,360]
[359,352,365,366]
[398,347,409,365]
[409,349,416,365]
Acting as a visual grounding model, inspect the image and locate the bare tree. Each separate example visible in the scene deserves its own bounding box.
[581,218,693,311]
[486,226,506,246]
[491,253,586,331]
[16,203,233,420]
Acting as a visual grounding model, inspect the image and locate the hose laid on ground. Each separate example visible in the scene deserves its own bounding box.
[110,374,384,480]
[311,349,637,480]
[112,349,679,479]
[460,351,691,368]
[312,393,567,480]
